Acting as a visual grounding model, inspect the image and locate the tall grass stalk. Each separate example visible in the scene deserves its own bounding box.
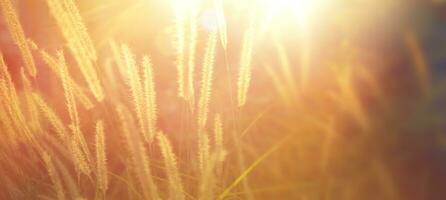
[237,17,255,107]
[197,32,218,172]
[58,51,91,174]
[42,152,65,200]
[174,2,187,98]
[117,106,160,200]
[0,0,37,77]
[186,0,200,107]
[95,120,108,193]
[39,49,94,110]
[46,0,103,100]
[142,56,158,141]
[158,132,185,200]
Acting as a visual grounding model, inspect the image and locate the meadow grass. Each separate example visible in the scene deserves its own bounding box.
[0,0,443,199]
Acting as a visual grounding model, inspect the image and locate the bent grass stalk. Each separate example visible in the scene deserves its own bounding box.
[237,18,255,107]
[32,93,68,141]
[218,134,289,199]
[95,120,108,193]
[47,0,104,101]
[174,2,187,98]
[215,0,228,50]
[58,51,91,175]
[197,32,218,129]
[0,0,37,77]
[55,158,81,199]
[39,50,94,110]
[214,114,226,175]
[158,131,185,200]
[197,32,218,171]
[121,45,149,141]
[273,37,298,98]
[20,69,41,132]
[142,56,158,141]
[186,0,199,107]
[117,106,160,200]
[0,94,16,143]
[0,52,34,142]
[42,152,65,200]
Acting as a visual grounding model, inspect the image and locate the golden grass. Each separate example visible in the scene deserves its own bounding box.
[217,134,289,200]
[174,3,187,99]
[197,32,218,173]
[70,137,91,176]
[117,106,160,200]
[142,56,158,141]
[198,114,226,200]
[46,0,103,101]
[0,52,34,142]
[186,0,200,107]
[57,51,92,175]
[237,17,255,107]
[273,37,298,98]
[158,132,185,200]
[121,45,155,141]
[197,32,218,129]
[0,0,37,77]
[39,49,94,110]
[32,93,68,141]
[213,114,226,175]
[42,151,65,200]
[215,0,228,50]
[95,120,108,193]
[0,0,440,199]
[20,69,41,132]
[0,95,16,143]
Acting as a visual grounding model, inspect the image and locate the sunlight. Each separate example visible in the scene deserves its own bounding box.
[266,0,313,14]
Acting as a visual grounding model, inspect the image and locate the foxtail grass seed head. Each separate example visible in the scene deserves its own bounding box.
[186,0,200,107]
[197,32,218,129]
[42,152,65,200]
[47,0,103,101]
[237,17,255,107]
[0,0,37,77]
[121,45,149,141]
[117,106,160,200]
[95,120,108,193]
[174,2,187,98]
[142,56,158,141]
[158,132,185,200]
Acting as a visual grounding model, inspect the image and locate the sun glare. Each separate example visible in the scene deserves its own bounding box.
[266,0,313,13]
[262,0,328,26]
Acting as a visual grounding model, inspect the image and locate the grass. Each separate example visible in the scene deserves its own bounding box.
[0,0,445,199]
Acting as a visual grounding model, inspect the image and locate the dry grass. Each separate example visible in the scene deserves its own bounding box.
[0,0,37,77]
[95,120,108,193]
[47,0,103,101]
[0,0,444,200]
[237,16,255,107]
[41,151,65,200]
[158,132,185,200]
